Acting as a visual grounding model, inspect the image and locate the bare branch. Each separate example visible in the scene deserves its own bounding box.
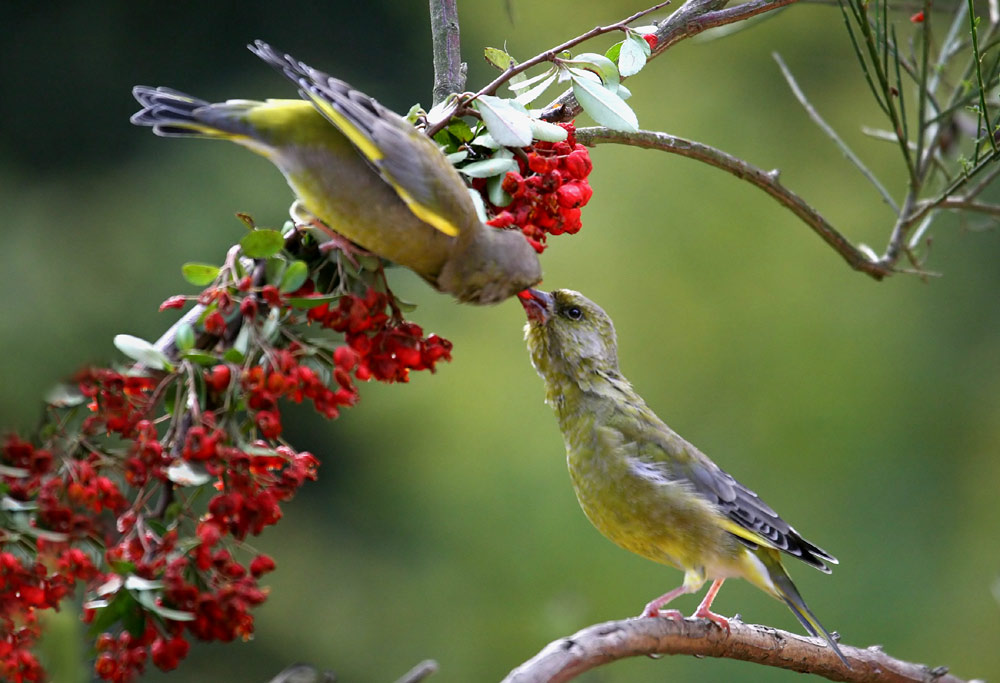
[429,0,466,105]
[574,127,892,279]
[501,616,977,683]
[394,659,439,683]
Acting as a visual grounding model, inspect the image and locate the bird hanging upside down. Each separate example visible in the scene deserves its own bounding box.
[131,40,541,305]
[520,288,848,667]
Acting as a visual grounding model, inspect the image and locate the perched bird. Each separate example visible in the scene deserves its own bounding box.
[131,40,541,304]
[520,288,848,666]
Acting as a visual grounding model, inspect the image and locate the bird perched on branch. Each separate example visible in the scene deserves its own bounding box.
[520,288,848,667]
[131,40,541,304]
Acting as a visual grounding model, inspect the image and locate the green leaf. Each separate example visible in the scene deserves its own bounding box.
[445,150,469,164]
[616,83,633,100]
[261,307,281,341]
[114,334,173,371]
[474,95,533,147]
[181,263,220,286]
[571,75,639,132]
[508,65,558,91]
[223,348,246,364]
[2,493,34,506]
[86,589,136,635]
[487,173,511,207]
[265,257,286,285]
[529,118,569,142]
[484,47,515,71]
[279,260,309,293]
[178,351,220,366]
[125,576,164,591]
[240,229,285,258]
[356,253,383,272]
[44,383,86,408]
[0,465,30,479]
[564,52,620,86]
[618,35,649,78]
[459,157,519,178]
[286,294,341,309]
[175,322,195,352]
[447,118,475,142]
[605,40,624,63]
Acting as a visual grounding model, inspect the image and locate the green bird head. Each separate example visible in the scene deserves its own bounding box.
[520,288,620,387]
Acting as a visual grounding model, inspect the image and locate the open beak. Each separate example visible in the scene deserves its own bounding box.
[518,288,552,324]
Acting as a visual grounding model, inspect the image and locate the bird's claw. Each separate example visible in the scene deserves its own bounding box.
[641,606,684,620]
[693,606,730,634]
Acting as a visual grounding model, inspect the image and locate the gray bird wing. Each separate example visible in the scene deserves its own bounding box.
[249,40,475,238]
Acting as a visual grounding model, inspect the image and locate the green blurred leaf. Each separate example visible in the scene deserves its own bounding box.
[43,383,86,408]
[474,95,533,147]
[223,348,246,364]
[175,322,195,351]
[279,260,308,293]
[471,133,500,149]
[571,76,638,131]
[179,351,220,366]
[468,188,489,223]
[487,173,511,207]
[166,461,211,487]
[286,294,341,309]
[241,229,285,258]
[135,590,196,623]
[114,334,173,371]
[605,40,624,63]
[446,150,469,164]
[181,263,220,286]
[265,256,286,285]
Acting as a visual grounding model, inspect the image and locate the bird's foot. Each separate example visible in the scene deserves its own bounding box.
[641,606,684,620]
[693,605,730,634]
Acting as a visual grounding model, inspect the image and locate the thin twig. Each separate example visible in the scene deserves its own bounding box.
[575,127,891,279]
[394,660,439,683]
[429,0,466,105]
[501,616,976,683]
[774,52,899,213]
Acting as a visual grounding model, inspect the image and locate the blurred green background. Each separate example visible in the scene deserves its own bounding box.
[3,1,999,681]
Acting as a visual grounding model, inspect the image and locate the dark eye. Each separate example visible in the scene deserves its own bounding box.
[564,306,583,321]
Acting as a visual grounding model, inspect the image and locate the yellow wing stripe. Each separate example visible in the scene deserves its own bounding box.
[720,518,779,550]
[304,91,460,238]
[304,91,383,162]
[389,185,461,237]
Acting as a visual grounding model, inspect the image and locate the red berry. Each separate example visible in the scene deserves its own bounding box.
[643,33,658,49]
[205,364,232,393]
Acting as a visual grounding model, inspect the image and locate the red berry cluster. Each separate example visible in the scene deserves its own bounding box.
[1,536,98,683]
[306,288,453,383]
[2,234,453,680]
[484,122,594,253]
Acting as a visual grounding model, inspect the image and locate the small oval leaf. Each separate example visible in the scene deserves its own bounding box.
[279,260,309,293]
[529,118,569,142]
[240,229,285,258]
[618,35,648,78]
[175,322,195,352]
[181,263,220,286]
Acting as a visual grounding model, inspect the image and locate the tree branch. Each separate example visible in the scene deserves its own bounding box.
[501,616,976,683]
[429,0,466,105]
[543,0,802,121]
[574,126,892,279]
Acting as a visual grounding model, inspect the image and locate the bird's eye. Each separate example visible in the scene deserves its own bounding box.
[564,306,583,321]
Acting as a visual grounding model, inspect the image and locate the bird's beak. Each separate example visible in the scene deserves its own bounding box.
[518,288,552,324]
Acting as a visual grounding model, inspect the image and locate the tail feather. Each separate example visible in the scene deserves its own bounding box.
[760,550,850,668]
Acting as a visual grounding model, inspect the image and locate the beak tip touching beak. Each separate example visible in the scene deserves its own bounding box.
[518,288,552,324]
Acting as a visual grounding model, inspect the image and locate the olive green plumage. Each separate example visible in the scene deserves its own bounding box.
[521,288,848,666]
[131,40,540,304]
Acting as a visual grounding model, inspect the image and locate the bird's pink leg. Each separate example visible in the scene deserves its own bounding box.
[640,585,689,619]
[692,578,730,632]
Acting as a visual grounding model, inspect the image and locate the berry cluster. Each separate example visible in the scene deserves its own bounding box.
[485,122,594,253]
[1,254,451,682]
[306,288,453,383]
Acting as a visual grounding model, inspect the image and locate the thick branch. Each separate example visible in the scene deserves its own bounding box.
[543,0,802,121]
[502,616,974,683]
[429,0,466,105]
[575,126,892,279]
